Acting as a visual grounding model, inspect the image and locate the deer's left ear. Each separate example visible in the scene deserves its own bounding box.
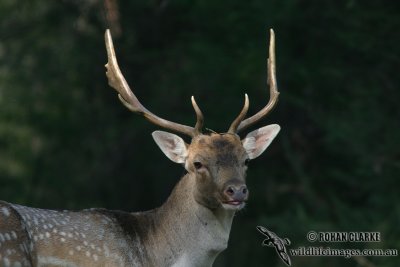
[242,124,280,160]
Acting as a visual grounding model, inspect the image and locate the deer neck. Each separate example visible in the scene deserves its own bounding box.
[149,173,235,266]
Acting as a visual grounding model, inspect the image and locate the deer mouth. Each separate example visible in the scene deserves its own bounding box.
[222,200,246,210]
[225,200,243,205]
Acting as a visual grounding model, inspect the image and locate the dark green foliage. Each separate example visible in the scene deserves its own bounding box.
[0,1,399,266]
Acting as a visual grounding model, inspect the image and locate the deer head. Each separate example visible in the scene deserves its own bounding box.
[104,29,280,212]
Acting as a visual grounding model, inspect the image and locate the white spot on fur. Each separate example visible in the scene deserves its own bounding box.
[103,244,110,257]
[2,257,10,267]
[11,231,17,239]
[4,233,11,241]
[38,256,80,267]
[1,207,10,217]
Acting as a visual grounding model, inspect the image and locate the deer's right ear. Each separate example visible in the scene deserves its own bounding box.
[152,131,188,164]
[242,124,280,160]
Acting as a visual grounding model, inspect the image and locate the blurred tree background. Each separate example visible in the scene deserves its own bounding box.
[0,0,399,266]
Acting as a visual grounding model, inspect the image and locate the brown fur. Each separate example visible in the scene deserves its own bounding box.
[0,133,251,267]
[188,134,248,209]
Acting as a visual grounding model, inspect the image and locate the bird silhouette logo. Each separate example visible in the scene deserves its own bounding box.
[256,226,292,266]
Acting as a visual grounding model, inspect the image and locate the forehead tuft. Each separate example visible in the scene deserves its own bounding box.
[212,137,235,150]
[193,133,240,146]
[188,134,246,166]
[190,133,244,158]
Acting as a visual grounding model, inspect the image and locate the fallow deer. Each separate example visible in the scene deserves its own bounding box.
[0,29,280,267]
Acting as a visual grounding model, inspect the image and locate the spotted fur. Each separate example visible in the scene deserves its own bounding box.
[0,127,279,267]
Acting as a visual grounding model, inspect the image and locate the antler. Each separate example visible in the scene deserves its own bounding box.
[104,29,204,137]
[228,29,279,134]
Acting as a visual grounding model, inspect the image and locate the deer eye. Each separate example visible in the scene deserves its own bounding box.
[193,161,203,170]
[244,158,250,166]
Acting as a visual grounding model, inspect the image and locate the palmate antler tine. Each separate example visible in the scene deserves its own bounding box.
[230,29,280,134]
[105,29,203,137]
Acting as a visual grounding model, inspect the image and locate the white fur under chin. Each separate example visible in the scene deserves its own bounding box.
[171,253,190,267]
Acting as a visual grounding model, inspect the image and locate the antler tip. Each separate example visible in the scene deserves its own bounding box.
[105,29,111,41]
[233,28,279,133]
[191,95,204,136]
[244,93,249,107]
[269,30,275,47]
[190,95,201,113]
[191,96,198,109]
[227,93,250,133]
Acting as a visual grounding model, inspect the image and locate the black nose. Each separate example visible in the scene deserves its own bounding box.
[224,185,248,201]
